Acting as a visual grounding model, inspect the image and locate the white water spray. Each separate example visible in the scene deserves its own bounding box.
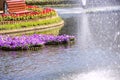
[77,13,94,49]
[81,0,87,6]
[59,70,115,80]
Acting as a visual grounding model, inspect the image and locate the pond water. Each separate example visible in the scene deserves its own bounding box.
[1,4,120,80]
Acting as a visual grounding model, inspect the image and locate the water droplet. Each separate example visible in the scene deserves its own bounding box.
[117,32,120,35]
[118,45,120,48]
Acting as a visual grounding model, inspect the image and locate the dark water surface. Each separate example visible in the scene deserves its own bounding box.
[1,9,120,80]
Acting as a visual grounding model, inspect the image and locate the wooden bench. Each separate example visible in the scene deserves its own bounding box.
[6,0,29,14]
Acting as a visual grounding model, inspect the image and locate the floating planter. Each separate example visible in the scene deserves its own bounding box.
[0,1,68,51]
[0,34,75,51]
[0,3,64,35]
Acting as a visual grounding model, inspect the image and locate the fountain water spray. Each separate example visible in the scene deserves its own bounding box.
[81,0,87,7]
[77,13,94,49]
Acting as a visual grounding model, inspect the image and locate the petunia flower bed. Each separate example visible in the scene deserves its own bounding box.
[0,34,75,51]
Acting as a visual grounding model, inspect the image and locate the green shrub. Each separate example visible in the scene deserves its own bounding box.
[0,17,62,30]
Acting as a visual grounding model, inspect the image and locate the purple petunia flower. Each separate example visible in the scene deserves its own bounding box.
[0,34,75,50]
